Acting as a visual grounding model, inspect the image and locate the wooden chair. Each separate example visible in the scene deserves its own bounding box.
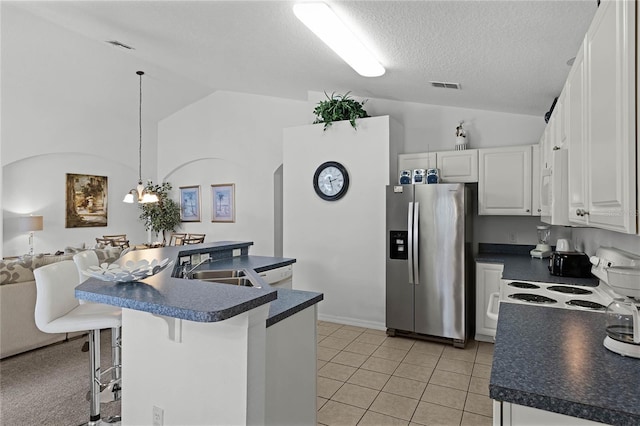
[97,235,130,249]
[183,234,205,245]
[169,233,187,246]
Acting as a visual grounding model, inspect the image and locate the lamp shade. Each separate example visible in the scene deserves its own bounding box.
[18,215,43,232]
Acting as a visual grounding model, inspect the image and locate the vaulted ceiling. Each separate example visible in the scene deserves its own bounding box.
[4,1,596,123]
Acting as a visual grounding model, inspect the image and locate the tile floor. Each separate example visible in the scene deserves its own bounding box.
[316,321,494,426]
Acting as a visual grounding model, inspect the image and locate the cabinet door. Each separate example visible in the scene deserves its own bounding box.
[567,45,589,226]
[478,146,532,215]
[436,150,478,183]
[398,153,436,175]
[475,262,503,341]
[584,0,636,233]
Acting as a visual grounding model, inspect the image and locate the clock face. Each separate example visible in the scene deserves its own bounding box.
[313,161,349,201]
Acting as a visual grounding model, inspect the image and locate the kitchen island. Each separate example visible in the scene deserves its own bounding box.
[76,241,323,426]
[490,303,640,425]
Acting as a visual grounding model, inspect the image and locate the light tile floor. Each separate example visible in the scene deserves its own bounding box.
[317,321,494,426]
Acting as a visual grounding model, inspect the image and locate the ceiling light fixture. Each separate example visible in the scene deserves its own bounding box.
[293,2,385,77]
[123,71,159,204]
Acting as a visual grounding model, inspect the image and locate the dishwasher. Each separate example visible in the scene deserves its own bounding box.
[258,264,293,289]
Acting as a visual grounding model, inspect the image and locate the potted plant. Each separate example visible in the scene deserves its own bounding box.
[138,181,181,245]
[313,91,370,131]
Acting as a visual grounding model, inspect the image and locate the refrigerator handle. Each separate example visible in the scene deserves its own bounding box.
[407,202,414,284]
[413,202,420,285]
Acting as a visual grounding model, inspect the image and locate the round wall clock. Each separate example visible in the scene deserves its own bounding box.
[313,161,350,201]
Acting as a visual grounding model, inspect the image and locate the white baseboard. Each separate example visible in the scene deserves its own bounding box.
[317,313,386,331]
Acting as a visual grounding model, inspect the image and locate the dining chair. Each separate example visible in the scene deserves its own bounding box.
[97,236,130,249]
[34,260,122,424]
[102,234,130,249]
[169,233,187,246]
[183,233,205,245]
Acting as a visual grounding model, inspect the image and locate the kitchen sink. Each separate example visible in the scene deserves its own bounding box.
[189,269,255,287]
[189,269,245,280]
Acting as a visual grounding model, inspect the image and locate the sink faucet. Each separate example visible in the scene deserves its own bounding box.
[182,258,209,279]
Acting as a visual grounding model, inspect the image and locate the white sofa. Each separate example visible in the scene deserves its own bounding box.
[0,248,121,359]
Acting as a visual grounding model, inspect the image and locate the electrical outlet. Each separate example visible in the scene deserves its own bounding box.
[153,406,164,426]
[508,232,517,243]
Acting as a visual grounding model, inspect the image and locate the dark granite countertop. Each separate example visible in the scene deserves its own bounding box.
[476,244,599,286]
[490,303,640,425]
[75,241,322,326]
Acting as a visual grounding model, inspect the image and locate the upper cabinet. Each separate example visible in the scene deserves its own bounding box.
[478,145,535,216]
[398,149,478,183]
[567,0,637,234]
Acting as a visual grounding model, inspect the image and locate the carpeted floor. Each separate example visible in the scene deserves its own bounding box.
[0,331,121,425]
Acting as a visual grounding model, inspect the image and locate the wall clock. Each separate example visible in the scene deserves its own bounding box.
[313,161,349,201]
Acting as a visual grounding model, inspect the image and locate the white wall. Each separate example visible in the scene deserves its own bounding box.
[307,91,546,153]
[157,91,307,255]
[283,116,401,329]
[1,5,159,256]
[2,154,147,256]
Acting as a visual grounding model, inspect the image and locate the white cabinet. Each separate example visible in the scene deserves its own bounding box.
[398,149,478,183]
[475,262,503,342]
[495,401,604,426]
[567,45,589,227]
[478,145,534,215]
[567,0,637,234]
[435,150,478,183]
[397,152,436,173]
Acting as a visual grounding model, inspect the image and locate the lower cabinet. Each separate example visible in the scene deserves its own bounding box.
[494,401,605,426]
[475,262,503,342]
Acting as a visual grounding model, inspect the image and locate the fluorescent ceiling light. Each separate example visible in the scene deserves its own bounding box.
[293,2,385,77]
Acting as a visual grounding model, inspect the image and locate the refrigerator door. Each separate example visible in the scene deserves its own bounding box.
[385,185,415,332]
[414,184,466,340]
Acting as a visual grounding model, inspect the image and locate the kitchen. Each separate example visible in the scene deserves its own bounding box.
[2,1,640,425]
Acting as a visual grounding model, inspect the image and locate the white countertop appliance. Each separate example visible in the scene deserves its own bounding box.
[530,225,552,258]
[590,247,640,358]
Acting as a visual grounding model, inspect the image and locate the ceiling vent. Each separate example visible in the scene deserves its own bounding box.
[106,40,134,50]
[430,81,461,90]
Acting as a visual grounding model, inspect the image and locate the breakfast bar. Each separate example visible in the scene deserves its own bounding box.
[76,241,323,426]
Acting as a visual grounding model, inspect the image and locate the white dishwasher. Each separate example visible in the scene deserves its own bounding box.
[258,264,293,289]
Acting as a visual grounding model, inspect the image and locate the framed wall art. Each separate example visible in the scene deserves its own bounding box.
[65,173,108,228]
[211,183,235,223]
[179,185,201,222]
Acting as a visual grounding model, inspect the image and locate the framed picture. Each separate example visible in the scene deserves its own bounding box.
[211,183,235,223]
[65,173,108,228]
[179,185,201,222]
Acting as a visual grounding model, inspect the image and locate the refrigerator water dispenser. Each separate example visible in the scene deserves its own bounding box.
[390,231,408,260]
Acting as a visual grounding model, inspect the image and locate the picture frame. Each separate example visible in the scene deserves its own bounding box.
[211,183,235,223]
[179,185,201,222]
[65,173,108,228]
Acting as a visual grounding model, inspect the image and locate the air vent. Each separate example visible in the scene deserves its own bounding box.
[106,40,135,50]
[430,81,461,90]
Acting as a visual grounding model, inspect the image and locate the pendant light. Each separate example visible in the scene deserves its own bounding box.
[123,71,159,204]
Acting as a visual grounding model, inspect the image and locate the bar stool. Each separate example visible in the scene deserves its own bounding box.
[73,250,100,283]
[34,260,122,425]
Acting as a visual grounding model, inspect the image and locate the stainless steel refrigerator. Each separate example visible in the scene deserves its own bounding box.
[386,183,472,348]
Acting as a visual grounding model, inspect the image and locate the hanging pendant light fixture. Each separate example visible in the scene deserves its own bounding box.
[123,71,159,204]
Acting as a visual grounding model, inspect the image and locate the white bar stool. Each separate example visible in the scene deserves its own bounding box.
[34,260,122,425]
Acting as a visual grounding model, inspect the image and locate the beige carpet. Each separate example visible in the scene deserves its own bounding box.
[0,331,121,425]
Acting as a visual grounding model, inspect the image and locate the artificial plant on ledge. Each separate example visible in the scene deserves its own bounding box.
[138,181,181,244]
[313,91,370,131]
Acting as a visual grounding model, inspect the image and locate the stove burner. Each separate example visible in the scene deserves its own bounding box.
[508,282,540,289]
[508,293,557,304]
[547,286,593,295]
[565,300,607,311]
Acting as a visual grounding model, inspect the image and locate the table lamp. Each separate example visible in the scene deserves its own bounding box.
[19,215,44,255]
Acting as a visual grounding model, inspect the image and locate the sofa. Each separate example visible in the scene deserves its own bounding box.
[0,247,122,359]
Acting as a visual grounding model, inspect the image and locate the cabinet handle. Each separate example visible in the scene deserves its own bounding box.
[553,146,561,150]
[537,209,541,212]
[576,209,582,217]
[583,210,589,216]
[526,209,530,213]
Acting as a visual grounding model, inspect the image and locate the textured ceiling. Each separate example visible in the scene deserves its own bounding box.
[4,1,597,121]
